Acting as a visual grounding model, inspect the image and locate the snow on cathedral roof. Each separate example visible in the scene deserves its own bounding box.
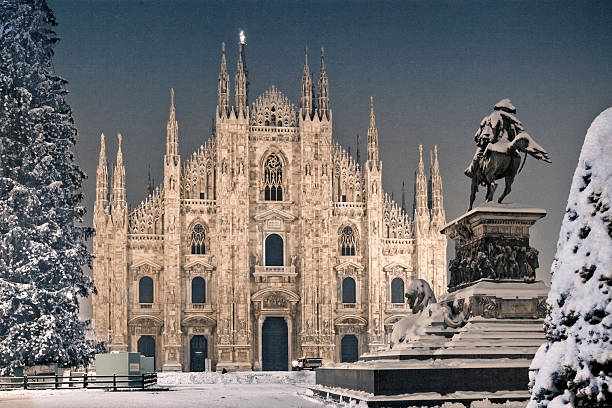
[250,86,297,127]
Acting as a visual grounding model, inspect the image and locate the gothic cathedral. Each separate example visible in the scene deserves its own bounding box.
[92,39,447,372]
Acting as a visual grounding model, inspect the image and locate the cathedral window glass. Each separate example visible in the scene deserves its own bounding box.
[342,277,356,303]
[191,277,206,303]
[391,277,404,303]
[340,226,357,256]
[265,234,284,266]
[191,224,206,254]
[263,154,283,201]
[139,276,154,303]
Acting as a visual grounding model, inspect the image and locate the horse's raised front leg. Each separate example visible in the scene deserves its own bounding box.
[498,175,514,203]
[469,177,478,211]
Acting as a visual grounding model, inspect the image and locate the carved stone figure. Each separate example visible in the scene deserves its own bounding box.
[493,250,505,279]
[405,278,437,314]
[526,247,539,279]
[168,315,176,333]
[465,99,551,210]
[390,280,468,349]
[448,237,541,289]
[263,294,287,309]
[167,285,176,304]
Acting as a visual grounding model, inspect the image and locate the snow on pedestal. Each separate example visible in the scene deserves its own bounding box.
[528,108,612,407]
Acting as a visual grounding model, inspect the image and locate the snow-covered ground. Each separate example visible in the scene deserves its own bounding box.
[0,371,335,408]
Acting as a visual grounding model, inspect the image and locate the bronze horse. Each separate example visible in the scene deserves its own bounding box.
[468,132,551,211]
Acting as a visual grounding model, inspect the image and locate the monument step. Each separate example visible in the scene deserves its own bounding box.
[315,358,533,397]
[311,385,530,407]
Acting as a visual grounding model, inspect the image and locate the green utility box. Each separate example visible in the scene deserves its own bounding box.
[95,352,142,387]
[140,356,154,374]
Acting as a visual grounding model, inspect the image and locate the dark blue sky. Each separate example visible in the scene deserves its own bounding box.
[49,0,612,283]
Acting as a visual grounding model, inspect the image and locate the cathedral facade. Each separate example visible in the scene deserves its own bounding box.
[91,40,447,372]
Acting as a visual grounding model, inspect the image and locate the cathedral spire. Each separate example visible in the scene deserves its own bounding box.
[430,145,445,222]
[300,46,313,118]
[428,149,434,209]
[401,180,406,212]
[166,88,179,163]
[146,164,154,198]
[356,133,361,164]
[95,133,108,209]
[235,30,248,115]
[317,46,329,119]
[112,133,126,207]
[217,42,230,117]
[367,96,379,164]
[414,144,429,220]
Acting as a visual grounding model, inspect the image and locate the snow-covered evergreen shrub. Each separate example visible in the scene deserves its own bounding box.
[0,0,102,374]
[528,108,612,407]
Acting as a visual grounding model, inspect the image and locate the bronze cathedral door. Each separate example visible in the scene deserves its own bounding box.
[190,335,207,372]
[262,317,288,370]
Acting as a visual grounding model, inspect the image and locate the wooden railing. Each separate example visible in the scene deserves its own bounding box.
[0,372,157,391]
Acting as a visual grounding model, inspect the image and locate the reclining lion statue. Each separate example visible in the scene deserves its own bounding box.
[390,279,469,349]
[405,278,437,314]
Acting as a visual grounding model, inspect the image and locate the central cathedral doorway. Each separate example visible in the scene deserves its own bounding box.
[261,317,288,371]
[190,335,207,372]
[341,334,359,363]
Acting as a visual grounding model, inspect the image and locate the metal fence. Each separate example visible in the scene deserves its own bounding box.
[0,372,157,391]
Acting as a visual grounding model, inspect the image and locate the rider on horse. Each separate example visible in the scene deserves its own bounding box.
[465,98,524,179]
[464,99,551,210]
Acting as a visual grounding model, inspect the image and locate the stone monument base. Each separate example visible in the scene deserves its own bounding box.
[315,206,549,406]
[315,281,547,406]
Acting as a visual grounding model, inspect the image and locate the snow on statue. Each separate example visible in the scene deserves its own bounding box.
[0,0,102,374]
[390,279,468,349]
[528,108,612,407]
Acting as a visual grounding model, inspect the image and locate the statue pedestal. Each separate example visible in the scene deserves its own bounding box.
[313,204,550,406]
[441,203,546,291]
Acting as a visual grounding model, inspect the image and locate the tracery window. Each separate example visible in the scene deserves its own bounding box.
[263,154,283,201]
[340,226,357,256]
[191,224,206,255]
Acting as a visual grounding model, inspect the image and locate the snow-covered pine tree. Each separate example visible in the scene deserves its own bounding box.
[0,0,102,374]
[528,108,612,407]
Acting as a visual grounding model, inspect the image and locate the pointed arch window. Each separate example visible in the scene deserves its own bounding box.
[263,154,283,201]
[191,224,206,255]
[340,226,357,256]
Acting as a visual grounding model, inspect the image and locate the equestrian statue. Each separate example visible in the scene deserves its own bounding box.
[465,99,551,210]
